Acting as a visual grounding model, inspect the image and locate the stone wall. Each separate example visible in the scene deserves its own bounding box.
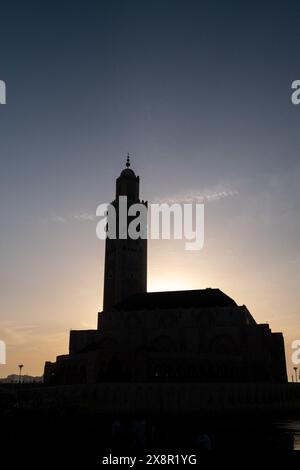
[19,382,300,415]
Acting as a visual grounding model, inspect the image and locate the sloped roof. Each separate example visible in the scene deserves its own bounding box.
[114,288,237,311]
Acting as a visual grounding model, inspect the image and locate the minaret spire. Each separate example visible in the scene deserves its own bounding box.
[103,156,147,311]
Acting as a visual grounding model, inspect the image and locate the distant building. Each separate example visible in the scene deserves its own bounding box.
[0,374,43,384]
[44,158,287,385]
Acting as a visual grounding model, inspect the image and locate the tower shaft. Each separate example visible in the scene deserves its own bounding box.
[103,158,147,310]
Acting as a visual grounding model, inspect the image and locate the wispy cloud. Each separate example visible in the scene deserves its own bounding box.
[48,212,96,224]
[51,215,67,224]
[154,185,238,204]
[0,321,65,349]
[47,186,238,226]
[71,213,95,221]
[0,321,38,347]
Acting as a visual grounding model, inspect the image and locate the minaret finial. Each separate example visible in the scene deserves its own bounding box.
[126,153,131,168]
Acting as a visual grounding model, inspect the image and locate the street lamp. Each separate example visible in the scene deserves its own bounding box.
[18,364,24,384]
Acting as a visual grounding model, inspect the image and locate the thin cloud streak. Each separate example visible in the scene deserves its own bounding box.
[0,321,65,349]
[154,186,238,204]
[47,212,96,224]
[47,188,238,226]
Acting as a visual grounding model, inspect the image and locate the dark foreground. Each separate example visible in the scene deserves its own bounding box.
[1,407,300,466]
[1,385,300,467]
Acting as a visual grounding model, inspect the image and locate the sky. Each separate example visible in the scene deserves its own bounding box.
[0,0,300,379]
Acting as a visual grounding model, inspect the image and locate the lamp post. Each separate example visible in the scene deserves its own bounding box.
[18,364,24,384]
[293,366,298,383]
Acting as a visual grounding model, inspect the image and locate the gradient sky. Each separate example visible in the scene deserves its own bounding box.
[0,0,300,379]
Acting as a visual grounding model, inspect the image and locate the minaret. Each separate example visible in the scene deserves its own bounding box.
[103,155,147,310]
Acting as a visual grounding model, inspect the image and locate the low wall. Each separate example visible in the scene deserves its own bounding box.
[18,382,300,415]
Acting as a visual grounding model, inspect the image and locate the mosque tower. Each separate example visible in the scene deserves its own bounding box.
[103,155,147,310]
